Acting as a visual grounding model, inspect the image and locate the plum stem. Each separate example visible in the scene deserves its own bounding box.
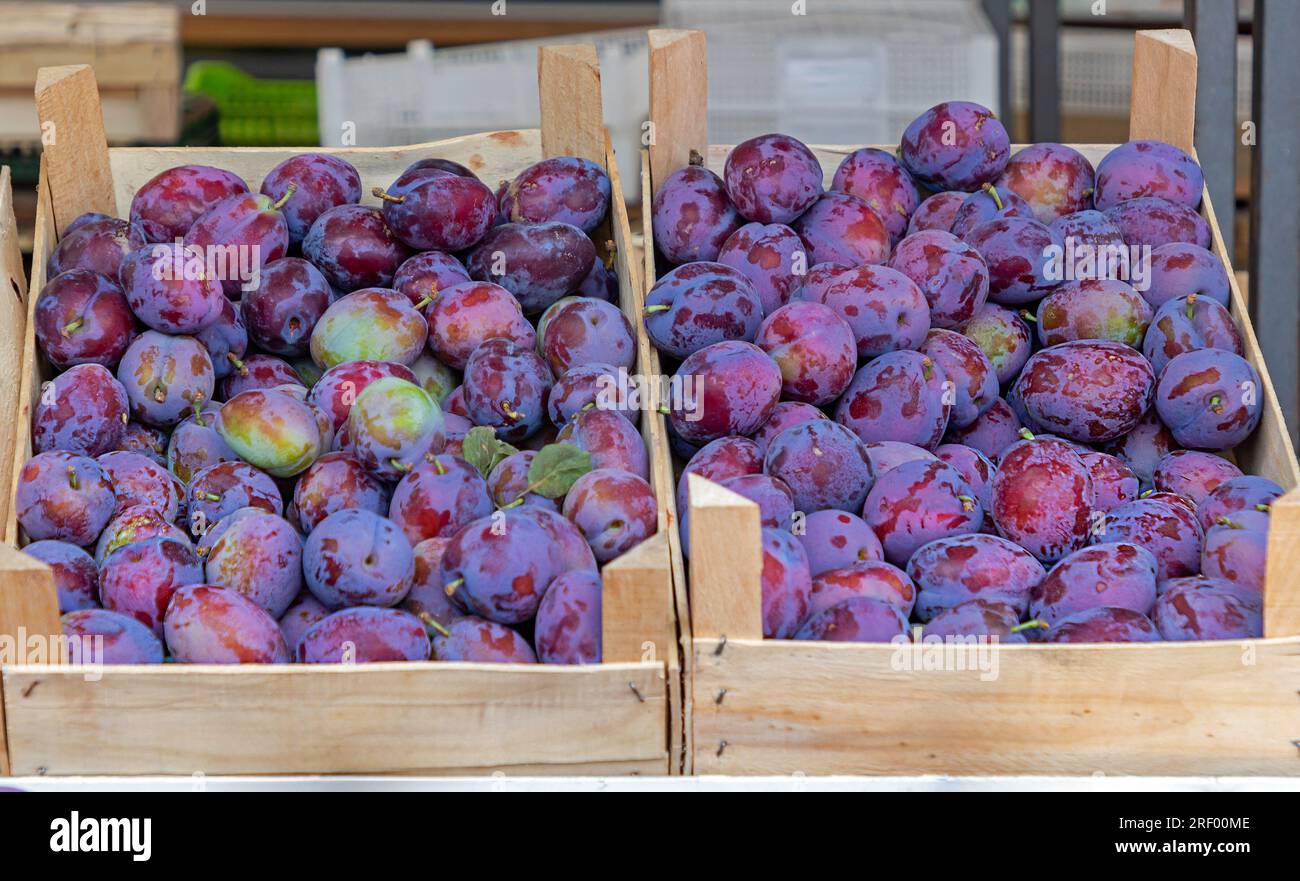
[1018,428,1035,440]
[644,304,670,315]
[66,465,78,490]
[61,317,84,336]
[227,352,247,374]
[920,356,934,381]
[412,296,434,311]
[1215,516,1243,529]
[271,183,298,211]
[433,458,447,475]
[957,495,975,512]
[1209,394,1224,414]
[199,491,221,502]
[1011,619,1049,634]
[501,496,525,510]
[499,400,524,422]
[150,382,167,403]
[418,612,450,639]
[1018,309,1036,323]
[1185,292,1198,318]
[688,149,704,166]
[444,578,464,596]
[389,458,412,472]
[1256,503,1271,512]
[982,182,1003,211]
[371,186,405,204]
[657,406,670,416]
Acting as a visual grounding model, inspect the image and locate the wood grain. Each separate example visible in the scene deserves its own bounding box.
[537,44,605,165]
[3,662,668,776]
[1128,29,1198,151]
[33,65,115,233]
[0,168,27,535]
[687,475,763,642]
[602,531,674,665]
[647,29,708,197]
[694,636,1300,776]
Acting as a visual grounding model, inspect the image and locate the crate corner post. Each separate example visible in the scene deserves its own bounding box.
[537,43,604,164]
[646,28,708,198]
[601,531,674,667]
[1129,28,1198,151]
[687,475,763,642]
[33,64,115,234]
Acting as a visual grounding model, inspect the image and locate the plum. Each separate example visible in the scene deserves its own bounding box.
[186,460,282,537]
[463,338,554,443]
[400,537,460,630]
[47,217,146,280]
[34,269,135,369]
[164,584,290,663]
[1155,349,1261,450]
[796,263,930,359]
[949,184,1034,239]
[392,250,472,305]
[129,164,248,242]
[795,509,884,576]
[716,222,807,314]
[389,454,492,544]
[668,341,781,445]
[375,171,496,251]
[1197,476,1283,531]
[117,421,168,466]
[1152,450,1242,506]
[863,442,938,478]
[1079,451,1141,512]
[831,147,919,245]
[516,506,600,575]
[1142,294,1242,377]
[487,450,558,512]
[62,608,164,664]
[643,261,764,359]
[33,364,128,457]
[195,298,248,382]
[309,287,427,369]
[117,331,215,428]
[1028,541,1158,626]
[792,192,890,266]
[16,451,116,545]
[221,353,305,398]
[279,590,331,652]
[919,329,997,429]
[556,406,647,479]
[302,204,410,292]
[1035,278,1153,348]
[98,450,183,521]
[1098,409,1179,488]
[217,388,325,477]
[760,527,813,639]
[98,536,203,635]
[835,349,951,449]
[1105,196,1210,250]
[1152,578,1261,640]
[293,452,390,532]
[1015,340,1155,443]
[1097,497,1203,581]
[718,474,796,533]
[1049,208,1126,249]
[907,533,1046,619]
[963,216,1062,306]
[539,297,635,376]
[907,191,966,235]
[502,156,609,232]
[651,164,742,264]
[94,505,187,564]
[750,402,825,456]
[198,508,303,617]
[942,397,1024,461]
[22,540,99,612]
[890,230,990,327]
[1047,606,1161,643]
[425,280,535,370]
[676,436,763,517]
[466,221,595,314]
[431,615,535,663]
[862,459,982,567]
[346,376,446,480]
[1201,518,1266,595]
[723,133,823,224]
[306,359,417,432]
[547,363,631,428]
[534,569,602,664]
[440,511,558,624]
[303,509,414,609]
[808,560,915,618]
[166,404,236,485]
[183,190,293,296]
[794,597,909,643]
[996,143,1095,223]
[259,153,362,246]
[1093,140,1203,211]
[899,101,1009,191]
[299,607,431,663]
[241,257,331,357]
[922,598,1026,641]
[957,303,1032,385]
[754,301,856,405]
[562,468,657,563]
[763,419,874,514]
[990,437,1095,563]
[935,443,996,529]
[1144,243,1231,309]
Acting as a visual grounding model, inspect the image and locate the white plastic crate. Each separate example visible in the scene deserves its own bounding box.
[1011,26,1254,120]
[315,30,649,200]
[662,0,999,146]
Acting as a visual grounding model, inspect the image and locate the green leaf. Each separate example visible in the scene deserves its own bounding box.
[526,443,592,498]
[461,426,518,477]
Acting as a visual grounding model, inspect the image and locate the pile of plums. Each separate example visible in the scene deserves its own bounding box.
[654,101,1277,644]
[21,148,659,666]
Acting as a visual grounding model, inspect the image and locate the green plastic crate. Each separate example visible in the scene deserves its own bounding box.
[183,61,318,147]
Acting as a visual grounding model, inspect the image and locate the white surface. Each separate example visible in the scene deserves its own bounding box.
[3,775,1298,792]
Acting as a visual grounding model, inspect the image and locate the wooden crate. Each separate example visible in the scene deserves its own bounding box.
[0,46,689,777]
[0,3,180,147]
[643,28,1300,776]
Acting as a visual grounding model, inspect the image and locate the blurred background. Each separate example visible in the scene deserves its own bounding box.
[2,0,1295,431]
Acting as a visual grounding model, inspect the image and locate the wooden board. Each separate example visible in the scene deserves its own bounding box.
[1,53,682,777]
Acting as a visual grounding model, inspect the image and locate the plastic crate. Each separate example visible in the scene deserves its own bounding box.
[662,0,999,145]
[315,33,649,201]
[184,61,318,146]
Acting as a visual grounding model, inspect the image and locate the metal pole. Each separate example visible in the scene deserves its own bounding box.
[981,0,1013,122]
[1249,0,1300,444]
[1185,0,1238,257]
[1028,0,1060,143]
